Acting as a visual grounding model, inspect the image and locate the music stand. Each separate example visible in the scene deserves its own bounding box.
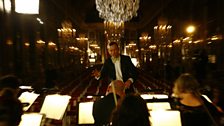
[40,94,71,120]
[19,113,45,126]
[78,101,94,125]
[141,94,168,100]
[149,110,182,126]
[147,102,171,110]
[18,91,39,111]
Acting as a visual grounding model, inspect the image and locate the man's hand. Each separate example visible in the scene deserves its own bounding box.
[92,69,100,78]
[124,80,132,89]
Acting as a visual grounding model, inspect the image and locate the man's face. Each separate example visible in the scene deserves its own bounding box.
[108,44,119,58]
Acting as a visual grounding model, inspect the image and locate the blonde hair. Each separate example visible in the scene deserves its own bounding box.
[173,73,200,95]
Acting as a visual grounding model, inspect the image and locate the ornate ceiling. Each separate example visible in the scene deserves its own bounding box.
[39,0,223,40]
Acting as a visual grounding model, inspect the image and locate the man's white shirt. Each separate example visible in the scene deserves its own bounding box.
[113,56,123,81]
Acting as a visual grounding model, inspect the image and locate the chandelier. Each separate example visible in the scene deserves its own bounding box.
[95,0,140,22]
[57,20,76,38]
[104,21,124,42]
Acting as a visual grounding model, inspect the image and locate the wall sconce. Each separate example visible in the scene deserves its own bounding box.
[57,20,76,38]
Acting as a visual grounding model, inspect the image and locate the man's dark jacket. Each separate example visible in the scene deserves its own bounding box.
[100,55,138,83]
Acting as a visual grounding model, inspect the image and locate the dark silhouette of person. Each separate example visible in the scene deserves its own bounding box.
[0,75,22,97]
[45,65,58,89]
[193,49,208,84]
[111,94,151,126]
[92,42,138,93]
[0,88,23,126]
[92,80,125,126]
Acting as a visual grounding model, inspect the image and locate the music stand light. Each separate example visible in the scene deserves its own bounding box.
[78,101,94,124]
[149,110,182,126]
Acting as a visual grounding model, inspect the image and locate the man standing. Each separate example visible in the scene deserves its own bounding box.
[92,80,125,126]
[92,42,138,93]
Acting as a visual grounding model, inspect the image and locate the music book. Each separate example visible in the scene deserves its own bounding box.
[147,102,171,110]
[78,101,94,124]
[141,94,168,100]
[19,113,45,126]
[150,110,182,126]
[18,91,40,111]
[40,94,71,120]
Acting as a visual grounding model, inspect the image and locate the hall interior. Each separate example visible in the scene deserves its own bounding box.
[0,0,224,125]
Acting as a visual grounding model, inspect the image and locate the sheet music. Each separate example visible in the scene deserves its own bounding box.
[141,94,168,100]
[18,92,40,111]
[78,101,94,124]
[19,113,44,126]
[40,94,71,120]
[147,102,171,110]
[150,110,182,126]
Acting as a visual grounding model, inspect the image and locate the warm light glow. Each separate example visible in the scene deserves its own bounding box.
[149,45,156,49]
[15,0,39,14]
[89,58,96,63]
[140,94,168,100]
[183,37,190,41]
[6,40,13,45]
[154,26,158,29]
[37,40,45,44]
[90,44,98,47]
[202,95,212,103]
[139,36,151,41]
[211,35,221,40]
[150,110,182,126]
[69,46,79,51]
[173,39,180,44]
[19,86,32,90]
[96,0,140,22]
[78,102,94,124]
[87,96,93,98]
[193,39,202,44]
[18,92,39,111]
[168,44,172,48]
[58,20,76,38]
[147,102,171,110]
[76,37,88,41]
[0,0,3,11]
[40,94,71,120]
[19,113,44,126]
[4,0,11,13]
[131,58,138,67]
[48,42,56,46]
[104,21,124,42]
[128,42,136,46]
[186,25,195,34]
[36,18,43,24]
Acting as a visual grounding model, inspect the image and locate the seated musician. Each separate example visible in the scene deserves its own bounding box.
[0,88,23,126]
[92,80,125,126]
[172,73,221,126]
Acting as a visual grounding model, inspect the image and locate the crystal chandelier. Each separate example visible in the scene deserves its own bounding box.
[95,0,140,22]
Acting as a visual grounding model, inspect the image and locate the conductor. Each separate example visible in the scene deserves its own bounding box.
[92,42,138,93]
